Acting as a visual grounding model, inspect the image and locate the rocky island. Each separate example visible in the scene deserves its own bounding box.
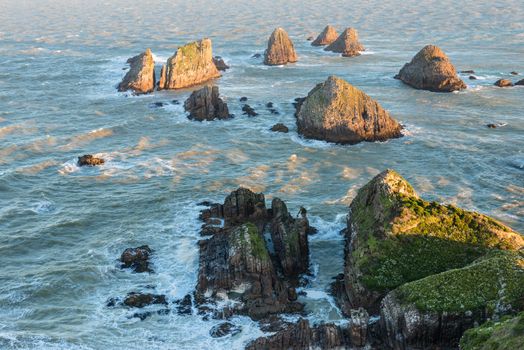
[264,27,298,66]
[117,48,156,94]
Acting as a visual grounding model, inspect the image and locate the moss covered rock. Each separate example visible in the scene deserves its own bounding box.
[460,311,524,350]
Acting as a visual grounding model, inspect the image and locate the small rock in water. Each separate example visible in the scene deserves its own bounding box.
[149,102,165,108]
[487,123,497,129]
[120,245,152,273]
[123,292,167,308]
[213,56,229,71]
[242,104,258,116]
[269,109,279,115]
[77,154,105,167]
[184,85,231,121]
[266,102,274,108]
[251,53,262,59]
[239,96,248,102]
[306,36,314,41]
[172,99,180,105]
[494,79,513,87]
[460,70,475,74]
[515,79,524,86]
[469,75,477,80]
[510,71,518,75]
[270,123,289,133]
[176,294,193,315]
[209,322,242,338]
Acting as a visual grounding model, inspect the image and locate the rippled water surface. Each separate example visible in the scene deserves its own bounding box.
[0,0,523,348]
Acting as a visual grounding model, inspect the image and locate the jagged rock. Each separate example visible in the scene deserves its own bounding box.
[242,104,258,116]
[264,27,298,66]
[77,154,105,167]
[311,25,338,46]
[395,45,466,92]
[158,39,220,90]
[175,294,192,315]
[325,28,364,57]
[516,79,524,86]
[209,322,242,338]
[270,123,289,133]
[460,311,524,350]
[120,245,152,273]
[117,48,155,94]
[184,85,231,121]
[494,79,514,87]
[335,169,524,316]
[295,76,402,144]
[123,292,167,308]
[349,308,369,347]
[246,319,351,349]
[213,56,229,71]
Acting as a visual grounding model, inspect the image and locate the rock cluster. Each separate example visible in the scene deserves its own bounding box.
[295,76,403,144]
[325,28,365,57]
[117,48,156,94]
[395,45,467,92]
[264,28,298,66]
[77,154,105,166]
[311,25,338,46]
[184,85,231,121]
[158,39,221,90]
[120,245,152,273]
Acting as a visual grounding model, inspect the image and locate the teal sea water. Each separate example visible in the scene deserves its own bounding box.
[0,0,523,348]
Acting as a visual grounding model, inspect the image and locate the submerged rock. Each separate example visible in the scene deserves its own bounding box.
[510,71,519,75]
[120,245,152,273]
[264,27,298,66]
[242,104,258,117]
[209,322,242,338]
[158,39,220,90]
[461,70,475,74]
[270,123,289,133]
[469,75,477,80]
[494,79,514,87]
[324,28,364,57]
[123,292,167,308]
[184,85,231,121]
[117,48,156,94]
[311,25,338,46]
[395,45,466,92]
[295,76,402,144]
[212,56,229,71]
[175,294,193,315]
[77,154,105,167]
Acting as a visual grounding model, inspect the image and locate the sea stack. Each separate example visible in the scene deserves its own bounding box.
[311,25,338,46]
[117,48,156,94]
[184,86,231,121]
[295,76,402,144]
[264,28,298,66]
[395,45,466,92]
[324,28,364,57]
[158,39,220,90]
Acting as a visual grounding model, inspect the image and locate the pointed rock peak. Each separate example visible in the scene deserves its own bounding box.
[364,169,418,199]
[311,25,338,46]
[145,48,152,56]
[325,27,364,57]
[118,49,156,94]
[395,45,466,92]
[264,27,298,66]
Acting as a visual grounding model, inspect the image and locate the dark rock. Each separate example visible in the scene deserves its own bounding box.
[510,71,519,75]
[171,99,180,105]
[251,53,262,59]
[460,70,475,74]
[117,48,155,94]
[209,322,242,338]
[266,102,274,108]
[149,102,166,108]
[242,104,258,117]
[184,85,231,121]
[306,36,314,41]
[270,123,289,133]
[487,123,497,129]
[269,109,279,115]
[312,25,338,46]
[287,287,298,301]
[239,96,248,102]
[77,154,105,167]
[325,27,364,57]
[120,245,152,273]
[106,297,120,307]
[349,308,369,347]
[264,27,298,65]
[469,75,477,80]
[494,79,514,87]
[176,294,193,315]
[123,292,167,308]
[516,79,524,86]
[213,56,229,71]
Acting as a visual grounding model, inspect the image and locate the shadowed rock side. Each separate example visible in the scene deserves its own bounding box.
[311,25,338,46]
[118,48,156,94]
[516,79,524,85]
[184,86,231,121]
[296,76,403,144]
[195,188,310,319]
[158,39,220,90]
[264,27,298,66]
[324,28,364,57]
[212,56,229,71]
[395,45,466,92]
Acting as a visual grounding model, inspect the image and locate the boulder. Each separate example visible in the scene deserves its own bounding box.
[209,322,242,338]
[335,169,524,315]
[158,39,220,90]
[395,45,467,92]
[120,245,152,273]
[184,85,231,121]
[123,292,167,308]
[295,76,403,144]
[213,56,229,71]
[516,79,524,86]
[270,123,289,133]
[324,28,364,57]
[469,75,477,80]
[264,28,298,66]
[77,154,105,166]
[117,48,156,94]
[460,311,524,350]
[494,79,514,87]
[311,25,338,46]
[510,71,519,75]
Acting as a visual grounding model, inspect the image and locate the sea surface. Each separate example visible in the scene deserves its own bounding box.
[0,0,523,349]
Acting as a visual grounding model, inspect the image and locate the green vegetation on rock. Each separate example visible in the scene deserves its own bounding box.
[460,311,524,350]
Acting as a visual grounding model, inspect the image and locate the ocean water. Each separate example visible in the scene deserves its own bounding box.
[0,0,523,348]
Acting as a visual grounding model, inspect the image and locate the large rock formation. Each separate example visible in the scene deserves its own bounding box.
[460,311,524,350]
[311,25,338,46]
[335,169,524,315]
[118,48,156,94]
[184,86,231,121]
[195,188,311,319]
[264,28,298,66]
[295,76,403,144]
[395,45,467,92]
[158,39,220,90]
[324,28,364,57]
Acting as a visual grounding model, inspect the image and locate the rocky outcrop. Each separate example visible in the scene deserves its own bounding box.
[195,188,311,319]
[311,25,338,46]
[123,292,167,308]
[242,104,258,117]
[264,28,298,66]
[270,123,289,133]
[118,48,156,94]
[336,169,524,316]
[460,311,524,350]
[325,28,364,57]
[295,76,403,144]
[184,85,231,121]
[516,79,524,86]
[158,39,220,90]
[494,79,514,87]
[212,56,229,71]
[120,245,152,273]
[77,154,105,166]
[395,45,466,92]
[209,322,242,338]
[349,307,370,347]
